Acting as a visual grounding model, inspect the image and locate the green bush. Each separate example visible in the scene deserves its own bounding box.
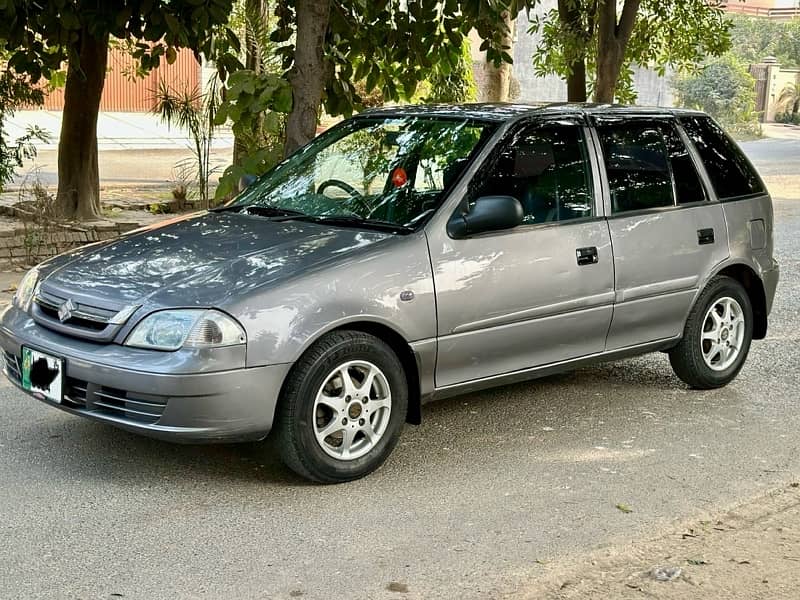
[776,111,800,125]
[673,55,762,139]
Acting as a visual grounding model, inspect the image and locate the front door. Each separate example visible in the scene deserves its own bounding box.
[427,119,615,388]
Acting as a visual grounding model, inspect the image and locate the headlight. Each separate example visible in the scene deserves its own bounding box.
[124,309,246,351]
[13,268,39,312]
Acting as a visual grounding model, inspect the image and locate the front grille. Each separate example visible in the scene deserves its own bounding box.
[64,377,88,407]
[2,350,20,383]
[36,304,108,331]
[30,286,137,343]
[90,386,167,425]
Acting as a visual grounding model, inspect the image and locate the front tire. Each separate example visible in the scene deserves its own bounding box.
[275,330,408,483]
[669,276,753,389]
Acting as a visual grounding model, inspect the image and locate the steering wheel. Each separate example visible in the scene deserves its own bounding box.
[317,179,372,215]
[317,179,362,199]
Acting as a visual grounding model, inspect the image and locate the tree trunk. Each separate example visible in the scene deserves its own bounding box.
[593,0,640,103]
[480,11,515,102]
[566,60,587,102]
[558,0,589,102]
[594,41,622,103]
[56,29,109,220]
[284,0,331,156]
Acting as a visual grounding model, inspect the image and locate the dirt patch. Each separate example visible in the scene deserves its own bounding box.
[763,176,800,200]
[511,483,800,599]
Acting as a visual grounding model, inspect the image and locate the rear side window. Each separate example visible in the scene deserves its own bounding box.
[680,116,764,200]
[597,122,674,213]
[661,123,707,204]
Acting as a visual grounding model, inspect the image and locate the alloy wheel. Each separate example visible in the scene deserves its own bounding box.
[700,296,746,371]
[312,360,392,460]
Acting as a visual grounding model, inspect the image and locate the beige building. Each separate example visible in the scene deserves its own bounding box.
[724,0,800,20]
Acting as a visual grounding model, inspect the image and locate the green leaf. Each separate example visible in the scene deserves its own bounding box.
[615,503,633,514]
[264,111,282,134]
[274,85,293,113]
[213,103,228,126]
[163,12,180,35]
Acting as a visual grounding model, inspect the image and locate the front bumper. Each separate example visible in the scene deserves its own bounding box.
[0,305,292,443]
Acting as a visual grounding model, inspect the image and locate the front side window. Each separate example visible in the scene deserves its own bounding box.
[471,123,594,224]
[680,116,765,200]
[229,116,494,230]
[597,122,675,213]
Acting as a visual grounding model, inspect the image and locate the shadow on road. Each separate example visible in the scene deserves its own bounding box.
[13,354,747,488]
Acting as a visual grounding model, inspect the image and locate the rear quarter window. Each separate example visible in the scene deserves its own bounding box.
[679,116,765,200]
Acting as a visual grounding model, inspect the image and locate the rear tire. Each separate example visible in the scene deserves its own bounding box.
[669,276,753,389]
[275,330,408,483]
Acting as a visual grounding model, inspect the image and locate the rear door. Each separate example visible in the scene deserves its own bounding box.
[679,115,776,283]
[591,117,730,350]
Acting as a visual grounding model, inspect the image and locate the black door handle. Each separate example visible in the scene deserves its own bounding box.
[698,228,715,245]
[576,246,598,266]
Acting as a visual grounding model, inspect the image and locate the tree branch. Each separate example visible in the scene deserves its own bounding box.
[617,0,641,43]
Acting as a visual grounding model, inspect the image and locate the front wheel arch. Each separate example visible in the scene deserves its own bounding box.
[279,321,422,426]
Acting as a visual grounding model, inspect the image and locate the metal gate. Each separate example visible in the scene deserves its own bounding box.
[750,64,769,122]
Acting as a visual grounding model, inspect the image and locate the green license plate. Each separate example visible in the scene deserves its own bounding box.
[21,346,64,403]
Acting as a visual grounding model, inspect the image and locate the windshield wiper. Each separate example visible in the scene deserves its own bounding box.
[212,204,307,218]
[273,214,414,233]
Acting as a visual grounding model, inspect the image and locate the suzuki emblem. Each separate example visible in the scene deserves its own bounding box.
[58,298,77,323]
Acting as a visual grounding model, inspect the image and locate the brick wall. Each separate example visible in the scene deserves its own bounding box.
[0,221,140,267]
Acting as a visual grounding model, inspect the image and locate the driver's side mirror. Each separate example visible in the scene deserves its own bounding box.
[447,195,524,238]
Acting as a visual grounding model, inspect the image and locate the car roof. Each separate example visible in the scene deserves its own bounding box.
[358,102,706,123]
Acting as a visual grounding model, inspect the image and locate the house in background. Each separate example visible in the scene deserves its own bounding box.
[40,48,201,112]
[728,1,800,121]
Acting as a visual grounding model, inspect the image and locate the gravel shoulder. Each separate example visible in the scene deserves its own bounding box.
[513,483,800,599]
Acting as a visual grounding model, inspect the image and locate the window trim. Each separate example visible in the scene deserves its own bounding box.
[458,213,606,241]
[603,197,718,222]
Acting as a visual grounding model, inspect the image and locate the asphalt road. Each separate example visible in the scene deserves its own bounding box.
[1,139,798,600]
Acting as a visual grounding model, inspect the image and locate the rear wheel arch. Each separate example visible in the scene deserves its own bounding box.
[711,263,768,339]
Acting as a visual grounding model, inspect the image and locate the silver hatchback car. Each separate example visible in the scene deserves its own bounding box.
[1,104,779,482]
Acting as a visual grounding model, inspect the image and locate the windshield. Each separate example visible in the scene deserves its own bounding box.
[227,116,495,230]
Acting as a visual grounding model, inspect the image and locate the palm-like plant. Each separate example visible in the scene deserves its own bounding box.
[778,82,800,119]
[153,77,221,210]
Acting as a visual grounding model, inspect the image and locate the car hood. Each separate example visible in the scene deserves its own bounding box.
[39,212,393,309]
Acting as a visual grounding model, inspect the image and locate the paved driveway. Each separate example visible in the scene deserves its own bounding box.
[0,139,798,599]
